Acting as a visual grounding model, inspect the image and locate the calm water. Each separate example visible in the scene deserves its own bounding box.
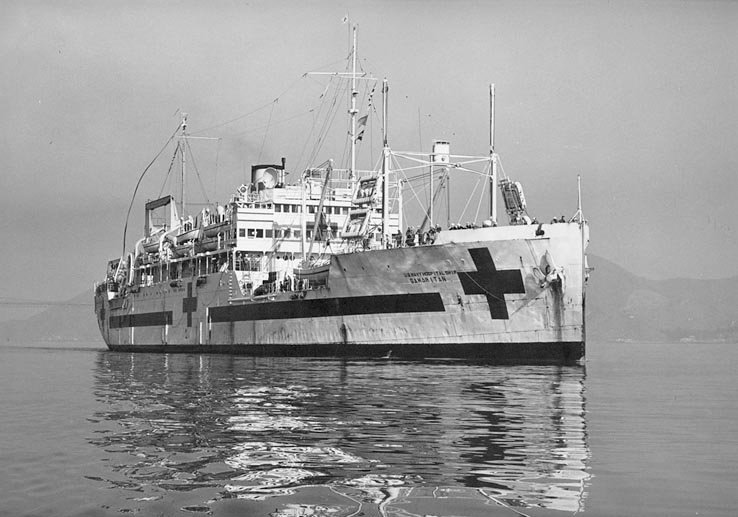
[1,342,736,517]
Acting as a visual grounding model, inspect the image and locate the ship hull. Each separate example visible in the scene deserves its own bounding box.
[95,223,587,364]
[104,341,583,363]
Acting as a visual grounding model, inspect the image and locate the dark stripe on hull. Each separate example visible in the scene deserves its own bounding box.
[109,311,173,329]
[209,293,445,322]
[106,341,584,365]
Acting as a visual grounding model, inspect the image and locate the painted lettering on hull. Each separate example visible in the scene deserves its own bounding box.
[403,270,457,284]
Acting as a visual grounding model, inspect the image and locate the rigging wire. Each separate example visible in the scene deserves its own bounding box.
[158,141,180,198]
[214,137,222,195]
[295,91,331,170]
[389,149,494,229]
[226,107,316,138]
[122,123,181,257]
[474,174,486,222]
[189,62,343,138]
[184,136,211,206]
[257,99,277,163]
[304,52,356,171]
[0,298,92,307]
[296,76,337,172]
[313,77,350,164]
[304,76,349,171]
[459,177,483,223]
[189,73,306,136]
[190,101,273,136]
[390,153,427,227]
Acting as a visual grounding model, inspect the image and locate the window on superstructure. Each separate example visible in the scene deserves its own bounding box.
[256,229,264,238]
[275,204,281,212]
[291,205,299,213]
[239,228,246,237]
[248,229,255,238]
[294,230,301,239]
[265,229,273,238]
[283,228,292,238]
[307,229,313,239]
[309,205,315,214]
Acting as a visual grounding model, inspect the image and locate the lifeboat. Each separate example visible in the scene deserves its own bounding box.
[171,241,195,258]
[142,238,160,254]
[293,260,330,288]
[196,236,221,253]
[202,219,230,238]
[142,227,166,254]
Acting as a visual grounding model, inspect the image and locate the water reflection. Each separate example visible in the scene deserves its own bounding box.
[90,353,589,515]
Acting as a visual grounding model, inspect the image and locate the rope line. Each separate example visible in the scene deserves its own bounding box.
[158,142,180,198]
[257,99,277,163]
[185,136,211,206]
[122,123,181,257]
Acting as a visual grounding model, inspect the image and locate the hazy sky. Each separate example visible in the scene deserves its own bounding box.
[1,0,737,314]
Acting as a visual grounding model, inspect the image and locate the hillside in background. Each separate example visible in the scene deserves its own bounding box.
[1,255,736,344]
[586,256,738,342]
[0,291,100,345]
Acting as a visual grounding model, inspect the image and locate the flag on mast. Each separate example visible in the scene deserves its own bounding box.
[356,114,368,142]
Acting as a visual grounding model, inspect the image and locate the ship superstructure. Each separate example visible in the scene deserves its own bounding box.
[94,28,589,363]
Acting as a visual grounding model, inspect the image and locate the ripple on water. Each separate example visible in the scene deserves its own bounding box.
[86,354,590,514]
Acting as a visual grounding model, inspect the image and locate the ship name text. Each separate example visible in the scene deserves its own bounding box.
[404,270,457,284]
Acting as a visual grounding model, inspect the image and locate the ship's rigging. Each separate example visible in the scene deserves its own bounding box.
[96,23,589,363]
[120,24,506,260]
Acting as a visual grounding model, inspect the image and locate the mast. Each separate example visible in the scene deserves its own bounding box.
[307,25,373,183]
[180,113,188,216]
[447,167,451,228]
[306,160,333,259]
[300,171,307,261]
[398,176,403,244]
[429,154,434,228]
[381,78,389,247]
[349,25,358,182]
[578,174,586,345]
[489,85,497,224]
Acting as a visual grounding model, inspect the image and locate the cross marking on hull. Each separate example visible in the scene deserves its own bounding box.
[182,282,198,327]
[458,248,525,319]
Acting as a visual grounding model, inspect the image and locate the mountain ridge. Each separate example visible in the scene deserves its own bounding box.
[586,255,738,342]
